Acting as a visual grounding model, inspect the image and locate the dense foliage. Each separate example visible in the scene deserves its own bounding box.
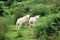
[0,0,60,40]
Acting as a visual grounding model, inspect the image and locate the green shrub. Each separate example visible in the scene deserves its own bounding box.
[34,13,60,40]
[11,2,30,13]
[30,4,49,16]
[0,1,6,16]
[32,0,44,4]
[47,4,58,13]
[10,2,31,23]
[0,17,8,40]
[51,17,60,31]
[3,13,14,25]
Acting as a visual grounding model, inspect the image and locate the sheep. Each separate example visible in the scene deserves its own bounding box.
[29,15,40,26]
[16,15,30,30]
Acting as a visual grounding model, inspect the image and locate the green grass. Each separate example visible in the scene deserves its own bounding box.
[5,25,36,40]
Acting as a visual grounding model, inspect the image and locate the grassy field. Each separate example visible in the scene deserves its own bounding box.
[5,25,37,40]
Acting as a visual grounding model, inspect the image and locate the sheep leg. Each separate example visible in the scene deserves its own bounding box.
[29,21,30,26]
[33,22,35,27]
[17,25,20,30]
[18,23,22,30]
[33,23,34,27]
[16,23,19,30]
[29,21,31,27]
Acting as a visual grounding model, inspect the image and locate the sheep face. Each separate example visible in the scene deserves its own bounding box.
[26,15,30,19]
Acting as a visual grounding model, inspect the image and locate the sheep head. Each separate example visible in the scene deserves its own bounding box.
[25,15,30,19]
[35,15,40,19]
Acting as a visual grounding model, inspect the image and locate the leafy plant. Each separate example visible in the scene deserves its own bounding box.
[30,4,49,16]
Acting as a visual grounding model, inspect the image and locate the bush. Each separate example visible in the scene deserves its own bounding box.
[32,0,44,4]
[34,25,46,36]
[11,2,30,13]
[0,17,8,40]
[0,1,6,16]
[34,13,60,40]
[3,14,14,25]
[10,2,30,23]
[51,17,60,31]
[34,17,47,39]
[49,4,58,13]
[30,4,49,16]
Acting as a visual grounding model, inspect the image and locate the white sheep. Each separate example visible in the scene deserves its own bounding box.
[16,15,30,30]
[29,15,40,26]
